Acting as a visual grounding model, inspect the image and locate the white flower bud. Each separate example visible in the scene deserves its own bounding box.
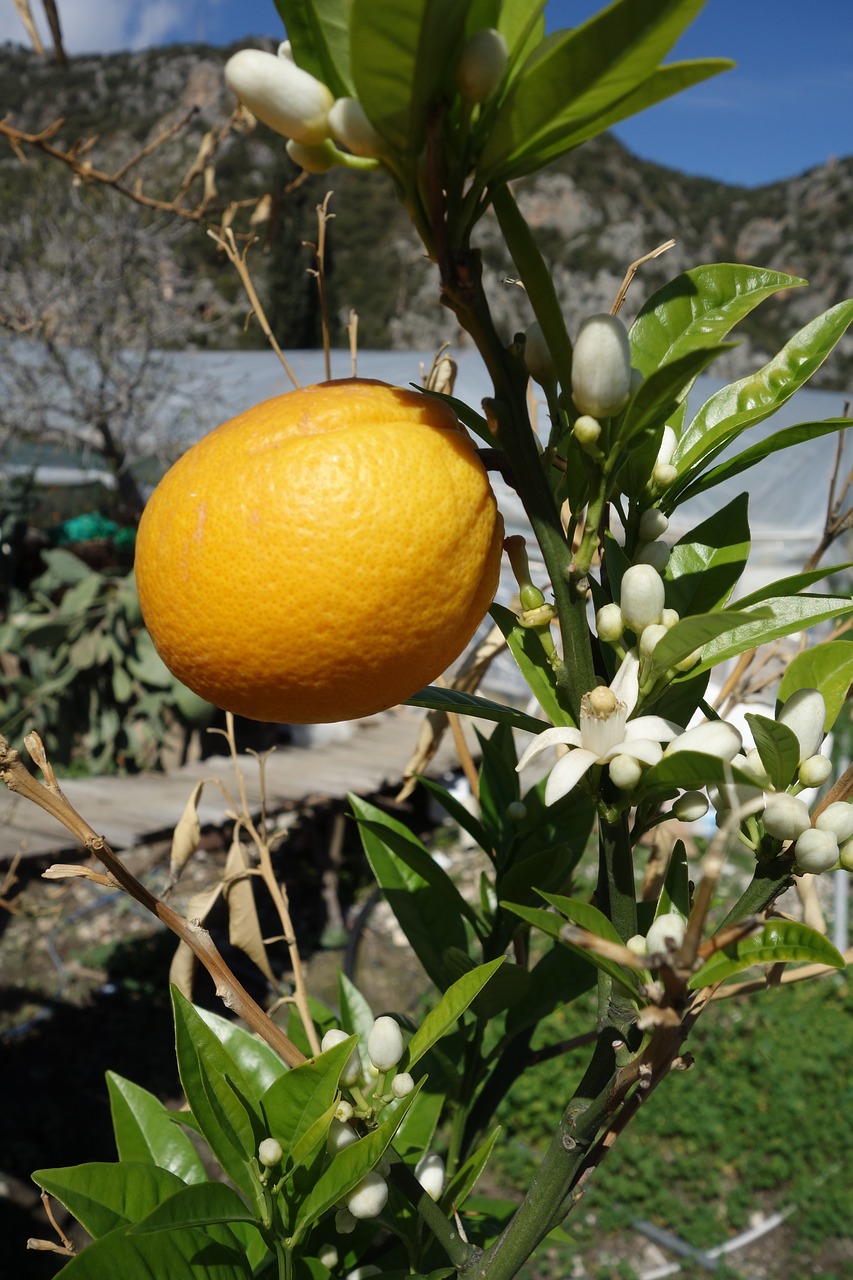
[392,1071,415,1098]
[794,827,839,875]
[672,791,709,822]
[258,1137,283,1167]
[674,646,702,672]
[571,314,632,418]
[595,602,624,643]
[645,912,686,956]
[665,721,742,762]
[347,1268,382,1280]
[335,1100,354,1123]
[798,753,833,788]
[661,607,680,629]
[346,1170,389,1220]
[573,414,601,445]
[619,564,665,633]
[713,779,765,816]
[608,753,644,790]
[225,49,333,144]
[652,462,678,488]
[456,28,508,103]
[626,934,648,956]
[656,425,678,468]
[335,1208,357,1234]
[635,540,669,573]
[762,792,811,841]
[777,688,826,764]
[367,1016,404,1071]
[815,801,853,843]
[523,320,556,385]
[317,1244,338,1270]
[639,622,668,659]
[839,837,853,872]
[639,508,669,542]
[415,1152,446,1200]
[328,97,385,158]
[277,41,293,61]
[321,1028,362,1085]
[326,1119,358,1154]
[286,138,337,172]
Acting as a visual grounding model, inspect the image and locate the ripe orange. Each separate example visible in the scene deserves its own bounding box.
[135,378,503,723]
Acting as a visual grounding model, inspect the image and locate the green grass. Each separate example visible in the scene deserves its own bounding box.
[493,972,853,1276]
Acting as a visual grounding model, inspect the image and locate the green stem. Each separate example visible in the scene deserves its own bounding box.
[389,1159,475,1272]
[598,805,638,943]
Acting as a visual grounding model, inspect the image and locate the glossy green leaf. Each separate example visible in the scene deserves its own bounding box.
[689,920,845,989]
[618,344,731,452]
[476,722,520,837]
[262,1037,360,1167]
[403,958,505,1071]
[536,892,625,946]
[129,1182,254,1234]
[504,941,597,1040]
[501,902,637,997]
[674,299,853,473]
[657,840,690,922]
[32,1162,185,1239]
[734,563,853,609]
[692,595,853,676]
[294,1086,421,1235]
[417,775,491,852]
[630,265,806,379]
[441,1125,501,1214]
[351,0,468,156]
[491,603,575,726]
[351,795,472,990]
[672,418,852,504]
[744,713,800,792]
[406,684,549,733]
[47,1221,251,1278]
[193,1006,288,1096]
[106,1073,206,1185]
[171,989,263,1201]
[273,0,353,98]
[664,493,750,616]
[338,970,375,1076]
[480,0,720,183]
[649,608,772,672]
[639,751,762,800]
[392,1087,445,1160]
[419,386,494,445]
[777,640,853,732]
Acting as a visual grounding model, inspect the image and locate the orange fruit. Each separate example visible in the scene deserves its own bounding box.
[135,378,503,723]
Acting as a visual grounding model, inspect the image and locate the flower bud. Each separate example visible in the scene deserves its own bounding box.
[258,1137,283,1167]
[743,749,770,785]
[346,1170,389,1220]
[639,622,668,659]
[762,792,810,841]
[794,827,839,875]
[317,1244,338,1270]
[367,1016,404,1071]
[505,800,528,824]
[635,540,669,573]
[523,321,556,385]
[777,688,826,763]
[672,791,709,822]
[415,1152,446,1200]
[225,48,333,144]
[573,414,601,446]
[652,462,678,488]
[328,97,385,158]
[335,1100,354,1123]
[595,602,624,643]
[571,314,632,418]
[839,837,853,872]
[327,1119,358,1154]
[456,28,508,103]
[798,753,833,788]
[815,801,853,843]
[665,721,742,762]
[335,1208,357,1234]
[608,754,643,790]
[286,138,337,172]
[392,1071,415,1098]
[639,508,669,542]
[626,934,648,956]
[620,564,665,633]
[645,912,686,956]
[277,41,293,61]
[321,1028,362,1085]
[712,779,765,816]
[661,607,680,629]
[656,426,678,468]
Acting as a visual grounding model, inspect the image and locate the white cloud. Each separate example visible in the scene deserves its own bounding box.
[0,0,191,54]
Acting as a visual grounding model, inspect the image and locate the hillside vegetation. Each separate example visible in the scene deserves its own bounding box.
[2,40,852,387]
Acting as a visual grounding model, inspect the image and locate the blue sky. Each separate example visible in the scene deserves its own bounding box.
[3,0,851,187]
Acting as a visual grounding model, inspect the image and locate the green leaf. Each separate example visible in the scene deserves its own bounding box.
[618,344,732,452]
[744,713,800,792]
[171,989,264,1201]
[351,0,469,156]
[639,750,763,800]
[106,1073,207,1184]
[733,563,853,609]
[689,920,845,989]
[44,1221,251,1278]
[405,685,549,733]
[262,1036,360,1167]
[490,603,575,727]
[351,795,473,990]
[440,1125,501,1214]
[476,722,520,841]
[417,775,491,852]
[419,386,495,445]
[35,547,97,586]
[536,892,626,946]
[403,957,506,1071]
[480,0,724,184]
[692,595,853,676]
[649,608,772,672]
[393,1086,445,1159]
[630,264,806,379]
[656,840,690,922]
[672,418,852,504]
[193,1006,289,1096]
[337,970,375,1075]
[129,1182,255,1234]
[32,1162,185,1239]
[674,299,853,474]
[501,902,637,997]
[664,493,750,617]
[273,0,353,98]
[777,640,853,733]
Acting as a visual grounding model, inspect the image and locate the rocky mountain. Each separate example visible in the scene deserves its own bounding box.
[2,40,851,389]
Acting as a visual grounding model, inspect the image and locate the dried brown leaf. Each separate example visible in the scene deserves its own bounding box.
[169,780,205,884]
[224,833,276,984]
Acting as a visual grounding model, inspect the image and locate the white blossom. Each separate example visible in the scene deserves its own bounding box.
[346,1171,389,1220]
[794,828,839,875]
[415,1152,446,1200]
[367,1016,404,1071]
[777,688,826,763]
[571,314,632,418]
[645,912,686,955]
[224,48,333,144]
[620,563,665,632]
[815,801,853,843]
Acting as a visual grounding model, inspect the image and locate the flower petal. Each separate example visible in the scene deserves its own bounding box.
[610,648,639,714]
[603,738,663,767]
[544,749,599,804]
[625,715,680,743]
[516,727,582,772]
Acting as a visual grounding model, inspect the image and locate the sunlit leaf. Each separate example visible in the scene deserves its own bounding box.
[689,920,845,989]
[664,493,750,616]
[777,640,853,732]
[273,0,353,98]
[106,1074,207,1185]
[406,685,549,733]
[744,713,800,792]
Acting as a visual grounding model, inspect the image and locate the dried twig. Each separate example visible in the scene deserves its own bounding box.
[611,239,676,316]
